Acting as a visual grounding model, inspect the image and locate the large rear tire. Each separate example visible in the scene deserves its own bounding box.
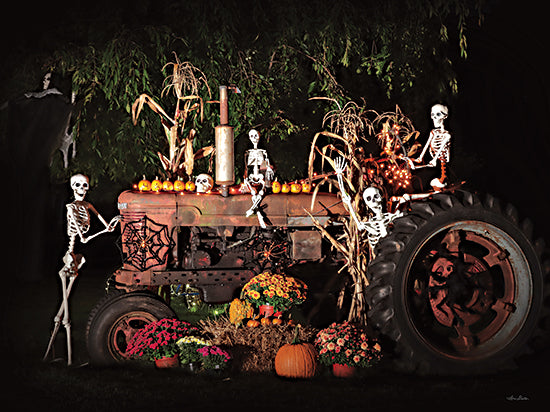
[86,290,176,366]
[366,191,547,375]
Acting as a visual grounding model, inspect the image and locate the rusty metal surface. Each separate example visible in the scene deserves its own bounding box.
[118,189,347,228]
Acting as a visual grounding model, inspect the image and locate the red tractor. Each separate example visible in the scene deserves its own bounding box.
[86,89,548,375]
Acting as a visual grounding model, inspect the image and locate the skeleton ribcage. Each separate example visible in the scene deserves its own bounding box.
[429,131,450,162]
[67,204,90,237]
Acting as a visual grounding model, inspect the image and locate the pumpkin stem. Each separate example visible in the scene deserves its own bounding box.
[291,325,301,345]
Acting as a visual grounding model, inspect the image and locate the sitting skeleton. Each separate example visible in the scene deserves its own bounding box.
[44,174,120,365]
[243,129,274,228]
[408,104,451,190]
[334,157,402,252]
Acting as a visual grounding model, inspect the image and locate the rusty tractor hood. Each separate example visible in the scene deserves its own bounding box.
[117,189,347,228]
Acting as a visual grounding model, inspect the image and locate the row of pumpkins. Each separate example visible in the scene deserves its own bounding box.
[136,176,195,192]
[135,176,314,194]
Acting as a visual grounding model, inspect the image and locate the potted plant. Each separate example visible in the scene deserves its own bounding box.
[240,271,307,316]
[196,345,232,371]
[126,318,200,368]
[314,321,382,377]
[177,335,212,371]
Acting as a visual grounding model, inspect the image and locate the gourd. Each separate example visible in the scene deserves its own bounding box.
[274,327,318,378]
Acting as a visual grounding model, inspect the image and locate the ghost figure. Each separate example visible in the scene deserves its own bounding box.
[243,129,274,228]
[408,104,451,190]
[195,173,214,193]
[334,158,402,254]
[44,174,120,366]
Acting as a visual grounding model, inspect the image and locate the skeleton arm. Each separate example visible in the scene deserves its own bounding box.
[333,157,363,228]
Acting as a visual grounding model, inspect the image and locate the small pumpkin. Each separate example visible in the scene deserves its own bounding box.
[290,182,301,193]
[275,327,318,378]
[301,181,311,193]
[138,176,151,192]
[271,180,282,194]
[151,177,163,192]
[173,179,185,192]
[185,180,196,192]
[281,183,290,193]
[162,180,174,191]
[272,316,283,326]
[261,317,272,326]
[247,318,260,328]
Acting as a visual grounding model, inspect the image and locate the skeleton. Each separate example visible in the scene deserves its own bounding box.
[195,173,214,193]
[44,174,120,365]
[408,104,451,190]
[243,129,274,229]
[334,158,402,253]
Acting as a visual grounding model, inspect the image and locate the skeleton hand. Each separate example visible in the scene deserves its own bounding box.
[107,215,122,232]
[334,157,347,175]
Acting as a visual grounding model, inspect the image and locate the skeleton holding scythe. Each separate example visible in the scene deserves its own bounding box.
[44,174,120,365]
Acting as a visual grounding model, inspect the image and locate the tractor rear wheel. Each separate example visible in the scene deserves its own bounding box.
[86,290,176,366]
[366,191,547,375]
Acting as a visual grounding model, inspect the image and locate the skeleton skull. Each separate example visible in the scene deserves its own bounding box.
[70,174,89,201]
[363,186,383,215]
[431,104,448,129]
[249,129,260,148]
[43,72,52,90]
[195,174,214,193]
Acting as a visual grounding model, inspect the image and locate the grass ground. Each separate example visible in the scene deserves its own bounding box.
[2,252,548,411]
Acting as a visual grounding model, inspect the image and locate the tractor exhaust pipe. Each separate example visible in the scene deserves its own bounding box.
[215,85,238,196]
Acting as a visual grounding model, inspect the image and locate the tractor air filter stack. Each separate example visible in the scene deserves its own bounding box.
[215,85,235,197]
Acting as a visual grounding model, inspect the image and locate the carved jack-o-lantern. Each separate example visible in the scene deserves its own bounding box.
[301,181,311,193]
[138,176,151,192]
[173,179,185,192]
[272,180,282,194]
[281,183,290,193]
[151,177,163,192]
[290,182,302,193]
[162,180,174,191]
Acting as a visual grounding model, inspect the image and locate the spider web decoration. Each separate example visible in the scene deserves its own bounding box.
[121,216,175,271]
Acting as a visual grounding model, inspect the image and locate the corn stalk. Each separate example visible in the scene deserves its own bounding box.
[307,100,420,325]
[131,55,213,179]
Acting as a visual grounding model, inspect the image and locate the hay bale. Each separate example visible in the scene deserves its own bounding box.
[200,318,318,373]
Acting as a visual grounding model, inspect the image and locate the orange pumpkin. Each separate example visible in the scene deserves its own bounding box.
[261,317,272,326]
[247,319,260,328]
[290,182,301,193]
[271,180,282,194]
[173,179,185,192]
[272,317,283,326]
[185,180,196,192]
[281,183,290,193]
[274,327,318,378]
[162,180,174,191]
[138,176,151,192]
[151,177,162,192]
[301,182,311,193]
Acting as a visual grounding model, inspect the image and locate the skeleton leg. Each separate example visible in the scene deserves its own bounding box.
[43,270,75,362]
[60,272,73,365]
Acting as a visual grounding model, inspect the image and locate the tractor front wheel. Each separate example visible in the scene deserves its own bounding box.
[86,290,176,366]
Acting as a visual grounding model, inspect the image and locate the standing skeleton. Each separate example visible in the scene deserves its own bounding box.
[44,174,120,365]
[334,158,402,253]
[243,129,274,229]
[408,104,451,190]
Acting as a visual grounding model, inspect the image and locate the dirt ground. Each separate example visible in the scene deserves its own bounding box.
[2,243,549,411]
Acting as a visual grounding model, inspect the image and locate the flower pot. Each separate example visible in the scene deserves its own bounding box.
[332,363,356,378]
[154,354,179,368]
[259,304,274,317]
